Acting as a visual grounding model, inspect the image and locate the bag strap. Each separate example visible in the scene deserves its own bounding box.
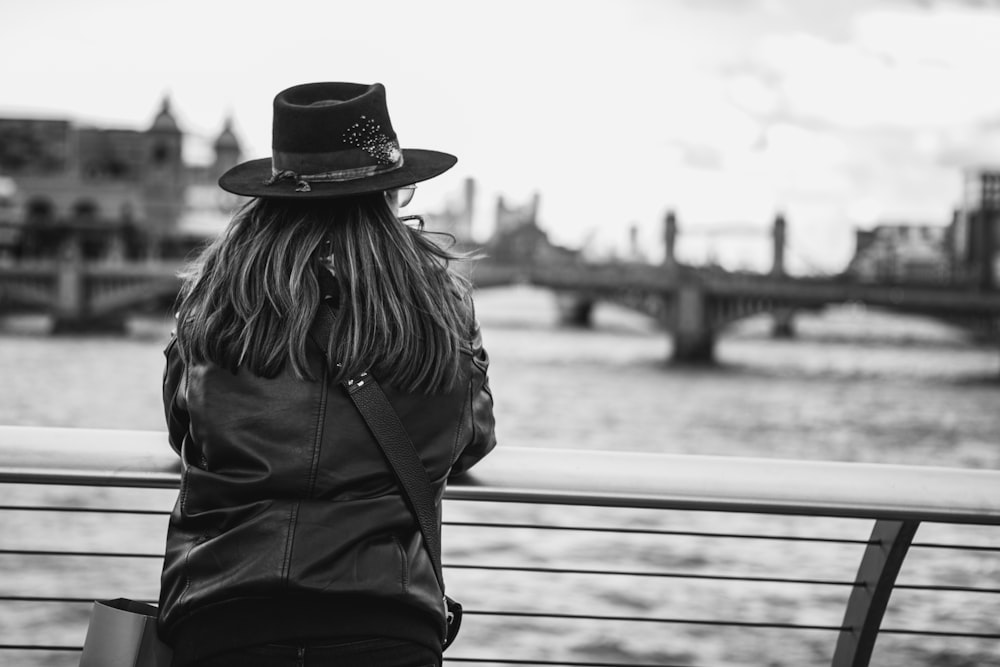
[344,371,446,591]
[313,303,446,591]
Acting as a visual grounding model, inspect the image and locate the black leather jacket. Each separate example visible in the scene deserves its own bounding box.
[157,308,496,663]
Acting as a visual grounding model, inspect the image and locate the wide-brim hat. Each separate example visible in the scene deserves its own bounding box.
[219,82,457,199]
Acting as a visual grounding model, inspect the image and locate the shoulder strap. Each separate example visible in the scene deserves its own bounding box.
[345,372,446,591]
[312,302,446,591]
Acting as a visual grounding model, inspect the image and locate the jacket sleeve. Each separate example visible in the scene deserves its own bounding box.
[163,336,189,457]
[450,317,497,478]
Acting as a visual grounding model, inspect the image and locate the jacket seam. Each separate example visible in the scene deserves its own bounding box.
[283,366,329,587]
[393,535,409,592]
[450,378,470,468]
[178,534,206,612]
[177,348,190,509]
[306,366,329,497]
[281,502,300,589]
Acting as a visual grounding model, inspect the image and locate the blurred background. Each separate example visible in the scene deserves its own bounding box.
[1,1,999,666]
[2,0,1000,269]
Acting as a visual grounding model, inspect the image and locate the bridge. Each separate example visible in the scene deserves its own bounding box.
[508,261,1000,361]
[471,211,1000,361]
[1,217,998,361]
[0,238,183,333]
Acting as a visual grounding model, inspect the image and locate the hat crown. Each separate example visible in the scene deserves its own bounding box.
[272,82,398,155]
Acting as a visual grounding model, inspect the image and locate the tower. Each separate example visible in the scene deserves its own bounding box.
[460,176,475,241]
[771,212,786,277]
[663,210,677,268]
[212,115,242,182]
[143,95,184,248]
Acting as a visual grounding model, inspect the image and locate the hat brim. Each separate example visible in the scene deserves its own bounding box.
[218,148,457,199]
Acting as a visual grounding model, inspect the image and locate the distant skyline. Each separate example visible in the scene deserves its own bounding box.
[3,0,1000,272]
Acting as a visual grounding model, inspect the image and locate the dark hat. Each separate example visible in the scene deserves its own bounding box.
[219,82,457,199]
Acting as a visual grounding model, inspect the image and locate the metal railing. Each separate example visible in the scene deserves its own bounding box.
[1,425,999,667]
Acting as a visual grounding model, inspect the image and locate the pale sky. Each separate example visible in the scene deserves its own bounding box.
[3,0,1000,272]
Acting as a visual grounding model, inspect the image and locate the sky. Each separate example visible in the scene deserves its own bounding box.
[3,0,1000,273]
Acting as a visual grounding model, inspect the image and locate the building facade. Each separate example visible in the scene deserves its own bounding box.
[847,169,999,288]
[0,97,242,259]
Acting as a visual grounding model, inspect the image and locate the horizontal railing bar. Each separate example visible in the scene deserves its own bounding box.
[455,565,1000,594]
[12,577,994,602]
[0,599,900,636]
[894,583,1000,594]
[0,649,689,667]
[0,595,155,604]
[911,541,1000,552]
[3,426,1000,524]
[0,596,92,603]
[880,628,1000,639]
[0,504,169,516]
[447,564,858,587]
[446,659,697,667]
[15,550,991,593]
[7,511,994,551]
[465,610,846,632]
[0,651,702,667]
[0,596,95,603]
[0,551,869,590]
[446,521,872,544]
[0,507,873,544]
[0,549,161,558]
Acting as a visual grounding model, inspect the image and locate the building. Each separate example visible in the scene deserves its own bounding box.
[421,176,476,244]
[486,191,578,265]
[847,223,952,284]
[951,169,1000,289]
[846,169,999,289]
[0,96,242,259]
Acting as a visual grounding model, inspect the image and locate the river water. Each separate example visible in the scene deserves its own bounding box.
[1,286,998,666]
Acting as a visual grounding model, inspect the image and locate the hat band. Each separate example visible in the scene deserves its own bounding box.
[271,148,403,181]
[267,149,404,192]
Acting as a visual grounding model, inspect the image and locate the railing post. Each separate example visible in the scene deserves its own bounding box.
[831,519,920,667]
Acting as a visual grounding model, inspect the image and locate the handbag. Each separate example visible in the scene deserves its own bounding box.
[78,598,173,667]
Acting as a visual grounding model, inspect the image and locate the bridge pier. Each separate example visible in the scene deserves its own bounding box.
[554,292,595,327]
[51,236,126,334]
[771,307,796,339]
[51,315,128,335]
[53,237,85,328]
[670,284,715,363]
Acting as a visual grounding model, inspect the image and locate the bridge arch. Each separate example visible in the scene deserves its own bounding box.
[72,198,99,222]
[26,197,55,225]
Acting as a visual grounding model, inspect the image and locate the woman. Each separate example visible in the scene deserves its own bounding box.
[157,82,497,667]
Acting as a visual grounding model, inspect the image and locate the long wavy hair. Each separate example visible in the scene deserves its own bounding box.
[173,193,474,394]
